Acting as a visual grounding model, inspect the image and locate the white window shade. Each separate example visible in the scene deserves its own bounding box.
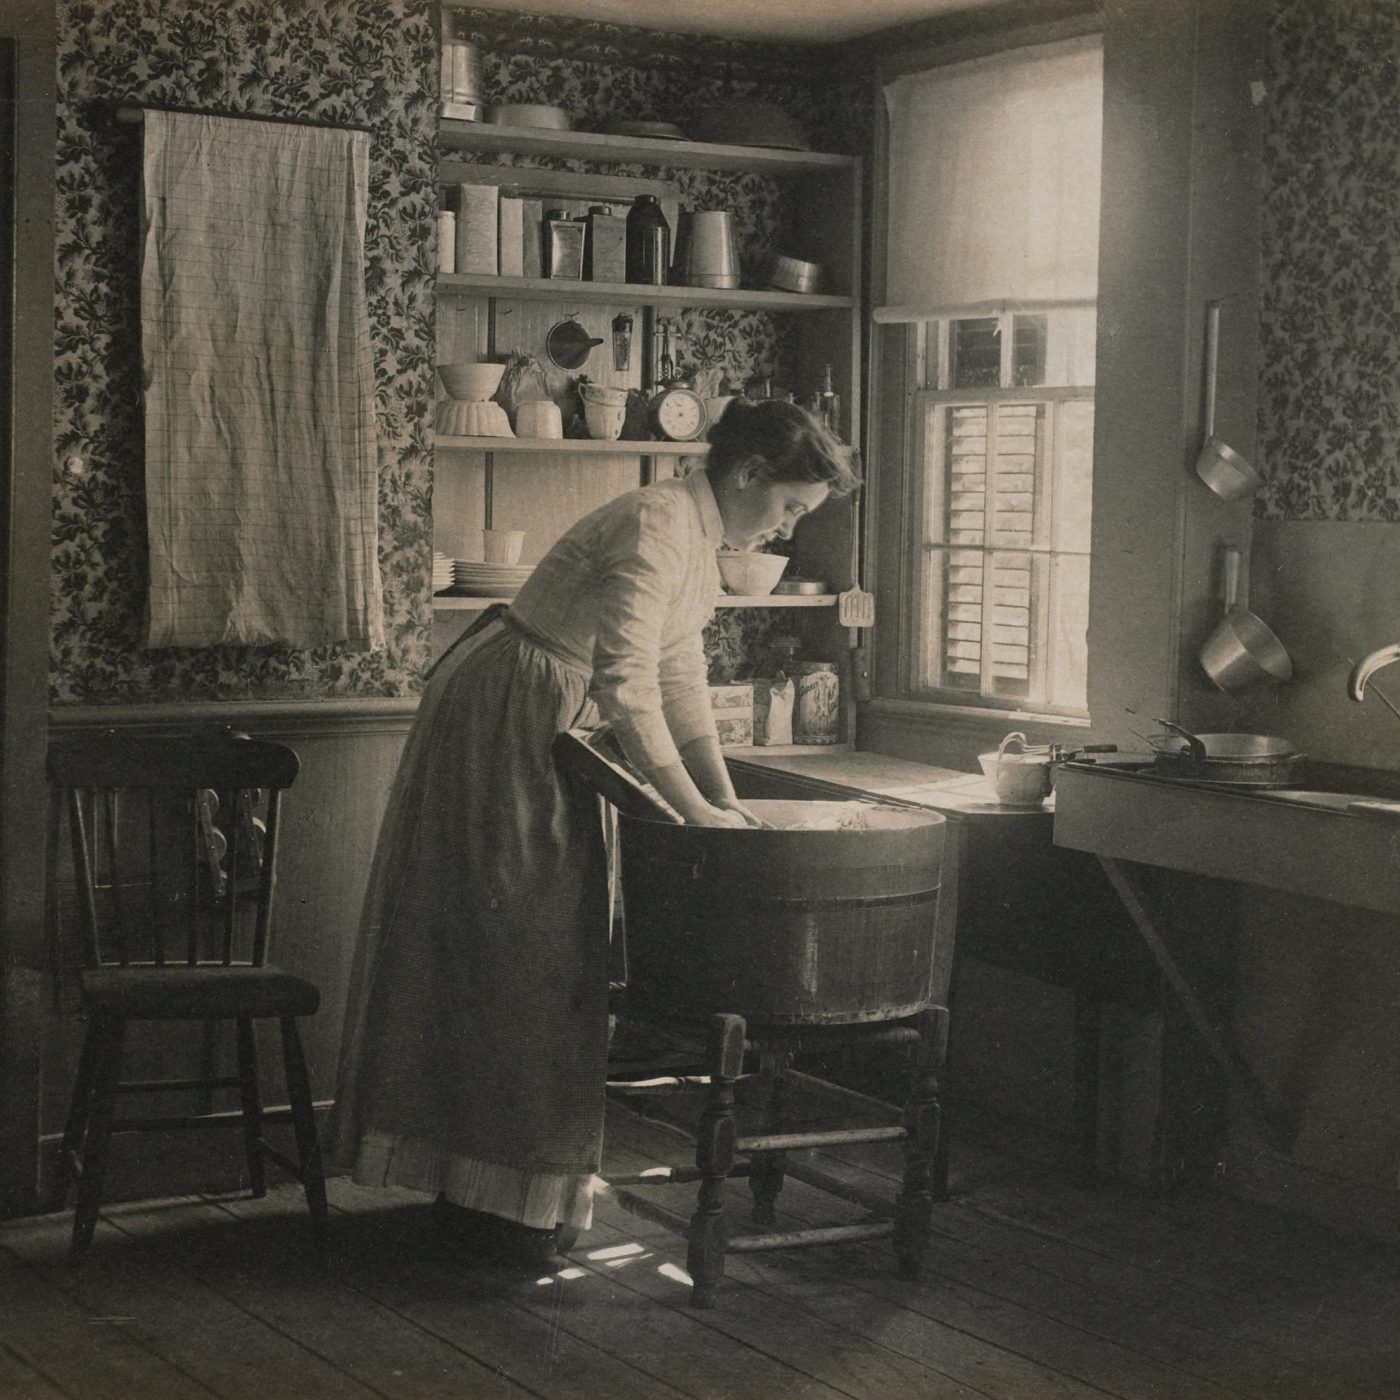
[878,36,1103,324]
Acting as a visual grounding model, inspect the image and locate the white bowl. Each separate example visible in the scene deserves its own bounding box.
[717,551,788,596]
[439,363,504,401]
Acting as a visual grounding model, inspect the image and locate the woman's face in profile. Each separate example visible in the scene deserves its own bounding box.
[720,472,830,552]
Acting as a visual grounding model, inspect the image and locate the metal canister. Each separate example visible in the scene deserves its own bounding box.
[793,661,840,745]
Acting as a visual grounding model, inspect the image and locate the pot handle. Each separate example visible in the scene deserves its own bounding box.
[997,731,1029,759]
[1203,301,1220,442]
[1154,718,1208,766]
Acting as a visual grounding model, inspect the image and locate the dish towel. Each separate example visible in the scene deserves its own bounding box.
[140,110,384,650]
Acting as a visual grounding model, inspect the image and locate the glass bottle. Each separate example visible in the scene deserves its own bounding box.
[814,363,841,437]
[626,195,671,285]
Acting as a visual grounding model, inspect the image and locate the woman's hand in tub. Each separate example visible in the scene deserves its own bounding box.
[712,796,767,828]
[690,802,753,829]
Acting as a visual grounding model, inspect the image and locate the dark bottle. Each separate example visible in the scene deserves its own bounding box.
[626,194,670,285]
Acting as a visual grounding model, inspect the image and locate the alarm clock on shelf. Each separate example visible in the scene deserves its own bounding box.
[647,384,709,442]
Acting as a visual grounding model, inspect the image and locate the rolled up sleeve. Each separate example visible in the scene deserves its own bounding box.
[659,633,717,751]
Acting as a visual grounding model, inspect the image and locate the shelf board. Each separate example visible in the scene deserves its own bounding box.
[433,593,837,610]
[717,593,838,608]
[437,272,852,313]
[435,435,709,456]
[438,119,856,175]
[435,435,857,463]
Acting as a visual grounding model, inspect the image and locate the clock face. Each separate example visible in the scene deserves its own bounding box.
[652,388,707,441]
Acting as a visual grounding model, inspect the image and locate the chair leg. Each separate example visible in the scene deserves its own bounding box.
[70,1016,125,1262]
[894,1007,947,1281]
[749,1043,790,1227]
[279,1017,327,1242]
[235,1017,266,1198]
[686,1013,745,1309]
[50,1018,104,1212]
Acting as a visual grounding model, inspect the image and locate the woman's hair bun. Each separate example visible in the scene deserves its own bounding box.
[708,398,859,497]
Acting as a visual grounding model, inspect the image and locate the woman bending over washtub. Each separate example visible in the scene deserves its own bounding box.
[329,398,858,1269]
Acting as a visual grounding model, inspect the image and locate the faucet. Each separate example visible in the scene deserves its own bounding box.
[1348,643,1400,701]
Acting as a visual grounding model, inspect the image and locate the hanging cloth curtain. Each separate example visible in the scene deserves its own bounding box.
[877,34,1104,324]
[140,109,384,650]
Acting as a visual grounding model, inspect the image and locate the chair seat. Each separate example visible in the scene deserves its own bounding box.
[80,964,320,1020]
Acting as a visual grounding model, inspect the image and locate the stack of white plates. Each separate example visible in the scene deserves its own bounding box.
[432,551,454,593]
[452,560,534,597]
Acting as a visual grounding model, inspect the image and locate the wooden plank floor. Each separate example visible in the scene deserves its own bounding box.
[4,1089,1400,1400]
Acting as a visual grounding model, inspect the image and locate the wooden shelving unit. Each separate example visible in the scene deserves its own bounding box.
[438,118,856,176]
[435,435,709,456]
[432,113,865,703]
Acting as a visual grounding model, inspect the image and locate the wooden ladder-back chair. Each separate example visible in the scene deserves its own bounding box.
[46,730,327,1260]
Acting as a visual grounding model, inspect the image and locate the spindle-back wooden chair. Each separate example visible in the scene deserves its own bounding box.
[46,730,327,1260]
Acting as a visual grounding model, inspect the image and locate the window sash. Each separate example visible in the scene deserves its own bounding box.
[908,385,1092,716]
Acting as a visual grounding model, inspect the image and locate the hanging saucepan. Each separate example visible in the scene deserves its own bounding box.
[1199,544,1293,691]
[1196,302,1265,501]
[1147,719,1304,788]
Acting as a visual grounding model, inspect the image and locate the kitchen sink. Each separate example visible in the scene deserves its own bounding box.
[1053,758,1400,914]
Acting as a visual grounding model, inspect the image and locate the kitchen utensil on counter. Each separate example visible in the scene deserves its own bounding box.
[978,731,1119,807]
[1146,719,1303,788]
[767,253,822,294]
[773,578,828,595]
[1199,544,1292,690]
[979,733,1055,807]
[1196,302,1264,501]
[671,210,741,289]
[486,103,571,130]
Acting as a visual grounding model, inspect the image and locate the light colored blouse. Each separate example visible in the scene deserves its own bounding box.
[506,468,723,772]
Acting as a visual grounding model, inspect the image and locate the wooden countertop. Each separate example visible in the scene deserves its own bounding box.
[731,749,1054,819]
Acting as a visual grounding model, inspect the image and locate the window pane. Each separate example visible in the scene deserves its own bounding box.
[1046,551,1089,710]
[950,318,1000,389]
[1054,398,1094,552]
[914,390,1089,714]
[1012,315,1047,386]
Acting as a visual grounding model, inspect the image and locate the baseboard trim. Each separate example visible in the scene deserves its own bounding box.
[49,696,418,737]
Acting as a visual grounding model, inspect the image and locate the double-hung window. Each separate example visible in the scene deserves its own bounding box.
[878,35,1103,721]
[911,308,1095,713]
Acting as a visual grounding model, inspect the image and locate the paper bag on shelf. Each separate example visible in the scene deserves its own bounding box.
[454,184,498,275]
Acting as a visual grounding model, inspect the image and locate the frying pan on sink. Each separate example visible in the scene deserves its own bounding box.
[1146,720,1304,788]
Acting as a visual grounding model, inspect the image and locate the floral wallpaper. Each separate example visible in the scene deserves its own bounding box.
[1258,0,1400,521]
[53,0,439,702]
[51,1,863,703]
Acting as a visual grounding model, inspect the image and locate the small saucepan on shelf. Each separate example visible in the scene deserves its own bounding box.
[766,253,823,295]
[485,103,571,130]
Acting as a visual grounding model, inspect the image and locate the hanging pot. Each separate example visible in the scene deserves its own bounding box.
[1196,302,1265,501]
[1198,545,1293,691]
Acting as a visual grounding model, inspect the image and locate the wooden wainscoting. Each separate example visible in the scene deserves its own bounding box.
[33,698,415,1211]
